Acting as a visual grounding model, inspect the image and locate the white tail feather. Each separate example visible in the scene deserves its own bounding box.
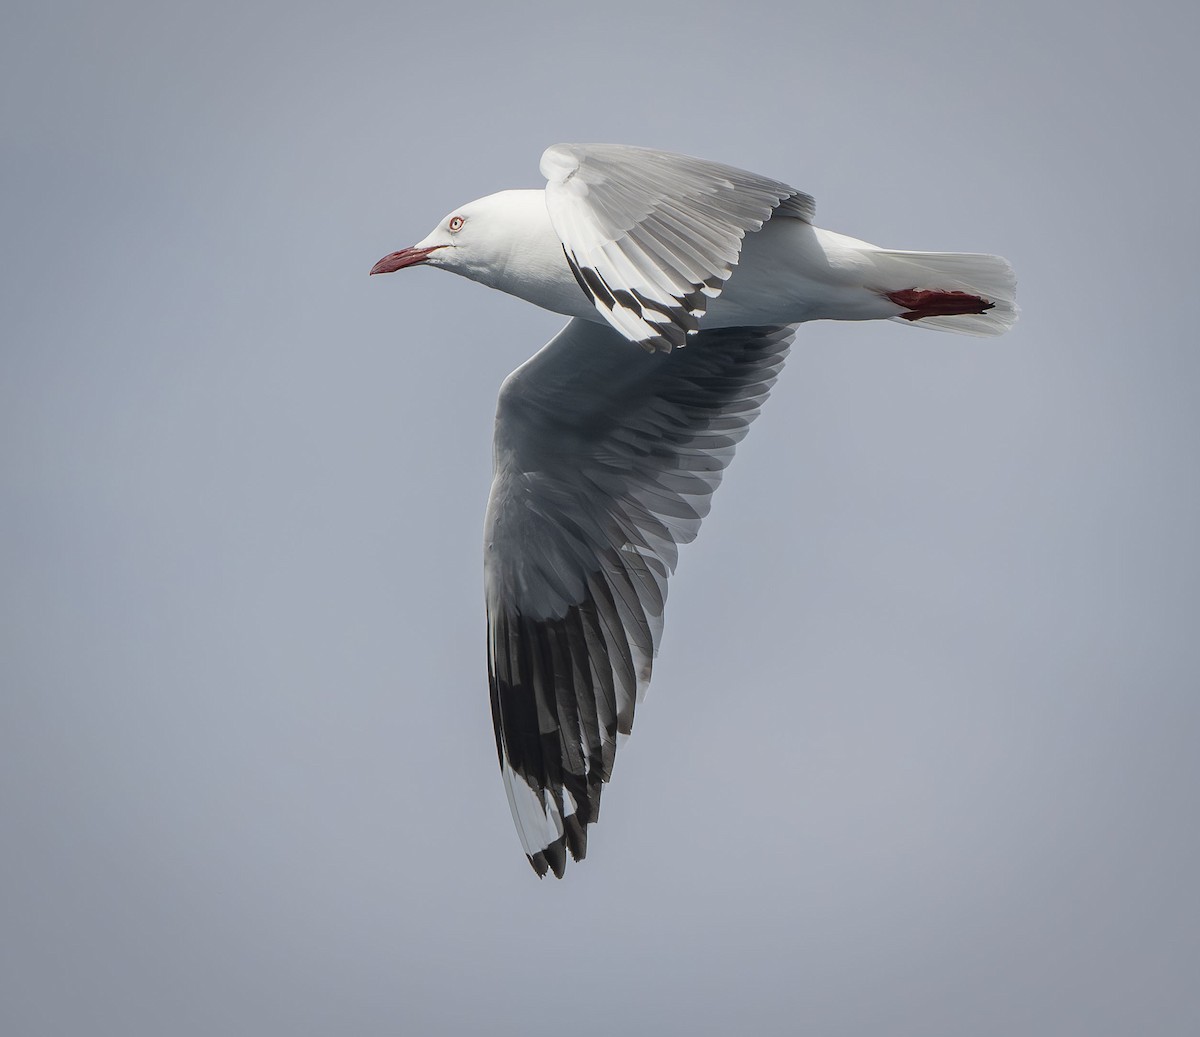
[869,249,1018,336]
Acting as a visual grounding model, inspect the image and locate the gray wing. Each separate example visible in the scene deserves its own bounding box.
[485,317,794,877]
[541,143,814,353]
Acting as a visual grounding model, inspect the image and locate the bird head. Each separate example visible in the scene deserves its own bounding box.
[369,190,563,290]
[369,206,470,276]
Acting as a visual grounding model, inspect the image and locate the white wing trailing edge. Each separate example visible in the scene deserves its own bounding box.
[541,144,814,353]
[485,318,794,876]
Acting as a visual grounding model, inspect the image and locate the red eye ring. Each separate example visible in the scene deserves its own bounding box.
[448,216,465,232]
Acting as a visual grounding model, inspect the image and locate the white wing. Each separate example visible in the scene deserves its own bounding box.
[541,143,814,352]
[485,317,794,876]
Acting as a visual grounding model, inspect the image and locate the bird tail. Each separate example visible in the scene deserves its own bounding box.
[868,249,1018,336]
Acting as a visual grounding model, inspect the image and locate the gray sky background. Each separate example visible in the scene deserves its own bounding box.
[3,2,1198,1034]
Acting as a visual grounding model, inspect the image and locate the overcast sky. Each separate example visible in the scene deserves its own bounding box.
[3,2,1198,1035]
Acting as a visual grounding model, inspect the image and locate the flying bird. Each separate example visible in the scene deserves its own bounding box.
[371,144,1016,877]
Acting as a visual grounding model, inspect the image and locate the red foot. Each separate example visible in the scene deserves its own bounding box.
[886,288,995,322]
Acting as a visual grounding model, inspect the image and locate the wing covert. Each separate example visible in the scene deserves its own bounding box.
[541,143,814,353]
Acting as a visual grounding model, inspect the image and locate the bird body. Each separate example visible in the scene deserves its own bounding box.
[371,144,1016,877]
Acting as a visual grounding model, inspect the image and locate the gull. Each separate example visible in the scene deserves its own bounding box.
[371,144,1016,877]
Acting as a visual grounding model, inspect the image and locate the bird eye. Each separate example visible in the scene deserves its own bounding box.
[448,216,465,232]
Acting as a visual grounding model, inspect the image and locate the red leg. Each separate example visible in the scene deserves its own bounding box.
[886,288,995,322]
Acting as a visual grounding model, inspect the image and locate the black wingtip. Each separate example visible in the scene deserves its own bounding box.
[529,834,569,879]
[525,817,591,879]
[564,813,588,862]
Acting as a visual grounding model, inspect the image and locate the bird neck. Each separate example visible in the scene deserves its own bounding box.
[459,190,594,320]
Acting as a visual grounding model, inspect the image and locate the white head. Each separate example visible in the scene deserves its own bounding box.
[370,189,562,293]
